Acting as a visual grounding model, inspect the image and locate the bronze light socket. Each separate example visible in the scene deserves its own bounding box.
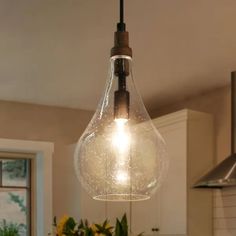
[111,31,132,57]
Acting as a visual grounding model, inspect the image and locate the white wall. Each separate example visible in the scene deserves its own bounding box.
[151,86,236,236]
[214,188,236,236]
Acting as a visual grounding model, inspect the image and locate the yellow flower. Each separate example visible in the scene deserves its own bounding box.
[91,224,98,232]
[91,221,112,235]
[57,215,69,236]
[105,223,112,230]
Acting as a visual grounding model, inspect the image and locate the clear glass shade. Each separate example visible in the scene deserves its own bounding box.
[74,55,168,201]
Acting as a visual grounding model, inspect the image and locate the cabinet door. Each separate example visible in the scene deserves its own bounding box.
[157,122,187,235]
[131,121,187,235]
[131,191,161,235]
[106,202,130,227]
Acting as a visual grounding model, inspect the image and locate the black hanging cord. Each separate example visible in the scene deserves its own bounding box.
[113,0,131,120]
[117,0,126,31]
[120,0,124,23]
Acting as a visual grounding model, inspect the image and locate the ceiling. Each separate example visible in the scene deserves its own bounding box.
[0,0,236,111]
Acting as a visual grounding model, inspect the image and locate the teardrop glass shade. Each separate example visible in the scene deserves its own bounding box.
[74,55,168,201]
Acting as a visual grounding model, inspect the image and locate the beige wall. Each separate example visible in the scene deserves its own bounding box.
[151,86,231,163]
[0,100,93,218]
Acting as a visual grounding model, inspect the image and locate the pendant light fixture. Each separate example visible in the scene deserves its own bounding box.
[74,0,168,201]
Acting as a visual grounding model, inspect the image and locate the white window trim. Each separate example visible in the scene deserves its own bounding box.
[0,138,54,236]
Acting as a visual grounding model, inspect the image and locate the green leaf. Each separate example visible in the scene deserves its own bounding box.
[102,219,108,228]
[85,219,89,227]
[78,219,84,229]
[8,193,27,214]
[63,217,76,235]
[53,216,57,227]
[137,232,144,236]
[115,219,122,236]
[121,214,128,236]
[0,219,25,236]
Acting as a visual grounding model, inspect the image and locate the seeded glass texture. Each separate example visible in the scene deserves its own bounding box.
[74,56,168,201]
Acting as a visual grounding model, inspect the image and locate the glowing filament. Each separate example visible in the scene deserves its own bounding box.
[112,118,130,155]
[116,170,129,184]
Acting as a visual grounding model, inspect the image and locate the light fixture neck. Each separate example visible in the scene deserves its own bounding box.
[111,0,132,58]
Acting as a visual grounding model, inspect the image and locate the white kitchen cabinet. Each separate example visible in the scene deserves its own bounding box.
[131,109,214,236]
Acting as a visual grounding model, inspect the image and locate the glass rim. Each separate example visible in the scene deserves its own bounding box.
[93,193,150,202]
[110,55,132,61]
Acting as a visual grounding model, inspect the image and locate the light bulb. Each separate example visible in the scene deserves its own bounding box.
[74,55,168,201]
[112,118,130,155]
[116,170,129,184]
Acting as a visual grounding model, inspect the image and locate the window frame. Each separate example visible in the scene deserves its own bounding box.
[0,157,32,235]
[0,139,54,236]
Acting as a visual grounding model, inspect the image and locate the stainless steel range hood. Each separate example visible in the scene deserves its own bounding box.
[194,72,236,188]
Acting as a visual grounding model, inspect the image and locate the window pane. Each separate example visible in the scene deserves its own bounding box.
[2,160,28,187]
[0,190,28,236]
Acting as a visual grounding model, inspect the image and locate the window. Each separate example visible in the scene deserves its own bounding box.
[0,139,53,236]
[0,154,33,236]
